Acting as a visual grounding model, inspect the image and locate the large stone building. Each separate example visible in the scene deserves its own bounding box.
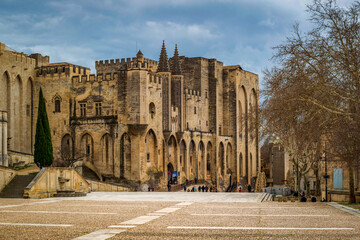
[0,41,260,190]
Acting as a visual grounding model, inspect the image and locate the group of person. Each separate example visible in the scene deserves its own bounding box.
[184,185,214,192]
[238,184,252,192]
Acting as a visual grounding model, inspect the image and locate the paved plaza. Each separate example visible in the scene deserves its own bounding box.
[0,192,359,239]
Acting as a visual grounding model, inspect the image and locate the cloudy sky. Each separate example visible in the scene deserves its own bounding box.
[0,0,353,87]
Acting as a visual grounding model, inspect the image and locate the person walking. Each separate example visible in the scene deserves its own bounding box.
[183,185,187,192]
[167,182,171,192]
[202,185,205,192]
[247,184,251,192]
[238,184,242,192]
[205,185,209,192]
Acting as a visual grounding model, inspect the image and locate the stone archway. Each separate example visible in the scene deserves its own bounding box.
[120,133,131,179]
[167,136,177,171]
[180,140,187,179]
[167,162,176,184]
[206,142,214,181]
[61,134,73,159]
[189,140,196,179]
[100,134,113,168]
[81,133,94,163]
[218,142,225,177]
[145,129,157,168]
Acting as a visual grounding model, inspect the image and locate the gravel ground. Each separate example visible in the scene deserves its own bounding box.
[0,194,359,240]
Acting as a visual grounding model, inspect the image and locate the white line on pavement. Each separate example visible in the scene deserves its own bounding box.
[120,215,161,225]
[176,202,194,206]
[155,207,181,213]
[108,225,136,228]
[0,222,72,227]
[0,200,61,209]
[205,206,317,209]
[147,213,167,216]
[167,226,354,231]
[0,210,117,215]
[191,214,329,217]
[73,229,125,240]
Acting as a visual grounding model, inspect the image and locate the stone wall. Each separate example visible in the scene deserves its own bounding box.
[0,166,16,191]
[23,167,90,198]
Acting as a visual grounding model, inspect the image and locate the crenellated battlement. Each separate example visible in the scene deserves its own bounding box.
[95,55,158,74]
[72,72,120,84]
[184,88,202,101]
[36,64,90,78]
[0,42,36,68]
[148,73,163,89]
[95,57,158,67]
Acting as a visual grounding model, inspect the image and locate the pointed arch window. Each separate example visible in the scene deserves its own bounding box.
[52,94,62,113]
[55,99,61,113]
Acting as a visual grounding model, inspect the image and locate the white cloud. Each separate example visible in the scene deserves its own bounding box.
[20,45,96,71]
[144,21,219,41]
[259,18,275,27]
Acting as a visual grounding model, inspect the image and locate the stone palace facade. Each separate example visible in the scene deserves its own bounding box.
[0,41,259,189]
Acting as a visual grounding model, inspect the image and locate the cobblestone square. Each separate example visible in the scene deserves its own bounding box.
[0,193,359,239]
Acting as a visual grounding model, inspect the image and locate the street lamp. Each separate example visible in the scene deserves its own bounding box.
[322,152,329,202]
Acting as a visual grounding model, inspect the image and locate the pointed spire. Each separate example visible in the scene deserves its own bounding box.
[136,49,143,61]
[157,40,170,72]
[171,44,182,75]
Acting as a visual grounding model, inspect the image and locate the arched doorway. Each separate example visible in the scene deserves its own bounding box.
[61,134,73,159]
[81,133,94,163]
[167,162,176,184]
[167,136,178,182]
[145,129,157,167]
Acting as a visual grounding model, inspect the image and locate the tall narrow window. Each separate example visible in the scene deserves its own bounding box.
[55,99,61,113]
[26,105,31,116]
[80,103,86,117]
[95,102,102,116]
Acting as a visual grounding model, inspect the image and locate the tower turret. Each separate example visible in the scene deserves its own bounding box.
[136,50,144,62]
[157,40,170,72]
[171,44,182,75]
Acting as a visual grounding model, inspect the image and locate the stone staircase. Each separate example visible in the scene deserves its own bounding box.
[0,173,37,198]
[54,190,87,197]
[257,192,274,202]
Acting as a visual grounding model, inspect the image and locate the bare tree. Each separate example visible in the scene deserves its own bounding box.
[262,0,360,202]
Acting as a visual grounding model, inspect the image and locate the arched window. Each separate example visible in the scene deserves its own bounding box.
[149,103,155,119]
[55,99,61,113]
[52,94,62,113]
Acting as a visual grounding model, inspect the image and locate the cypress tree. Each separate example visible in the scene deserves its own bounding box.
[34,88,53,168]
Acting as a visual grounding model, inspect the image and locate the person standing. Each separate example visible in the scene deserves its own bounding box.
[247,184,251,192]
[238,184,242,192]
[167,182,171,192]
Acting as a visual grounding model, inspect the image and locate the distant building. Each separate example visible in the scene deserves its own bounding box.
[261,142,289,187]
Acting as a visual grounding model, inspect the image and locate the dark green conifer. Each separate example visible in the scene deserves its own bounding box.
[34,88,53,168]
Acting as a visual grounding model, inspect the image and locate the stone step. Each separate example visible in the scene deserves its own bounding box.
[0,173,37,198]
[54,192,87,197]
